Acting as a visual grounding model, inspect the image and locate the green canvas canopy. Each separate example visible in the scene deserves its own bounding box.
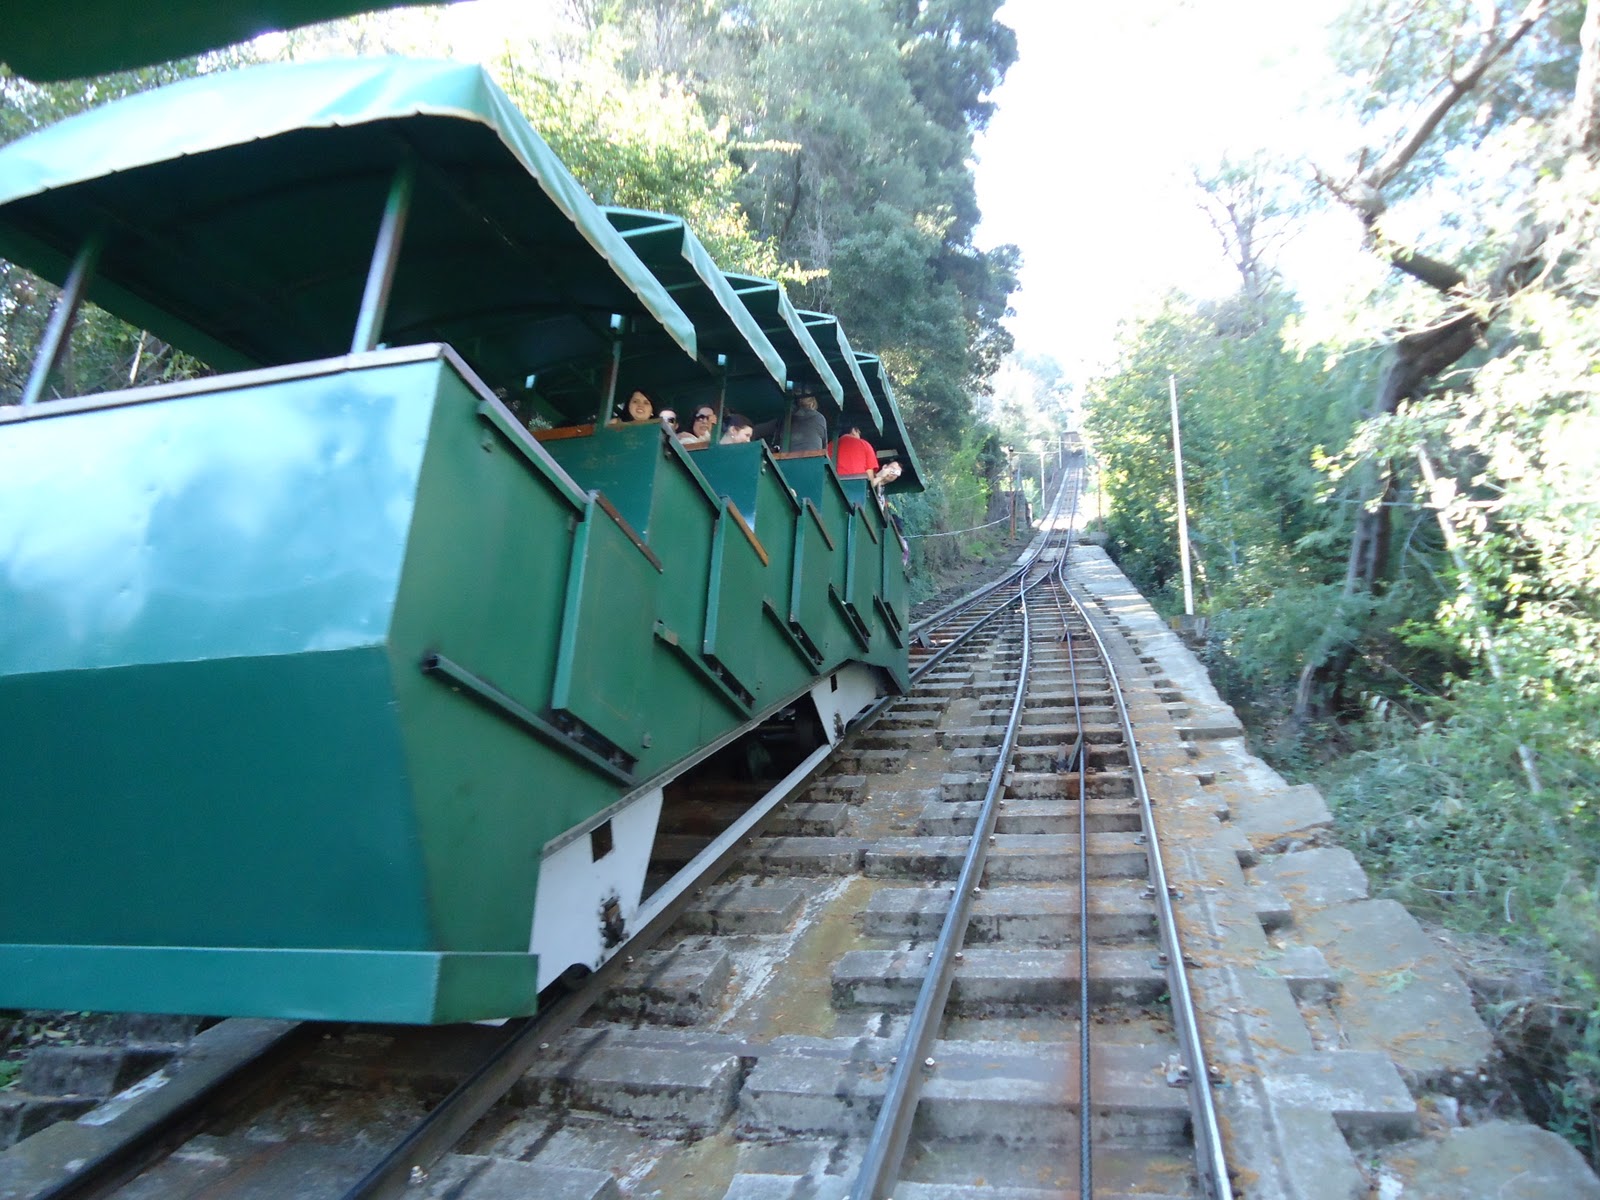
[0,57,701,423]
[800,310,881,436]
[602,208,793,424]
[723,272,845,414]
[855,354,925,494]
[0,0,445,82]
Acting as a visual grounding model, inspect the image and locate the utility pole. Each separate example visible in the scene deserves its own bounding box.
[1169,374,1195,617]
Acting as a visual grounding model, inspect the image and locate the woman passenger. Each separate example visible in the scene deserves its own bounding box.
[679,405,718,446]
[616,389,658,424]
[720,413,754,444]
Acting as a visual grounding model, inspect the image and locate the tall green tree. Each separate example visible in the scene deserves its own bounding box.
[601,0,1020,452]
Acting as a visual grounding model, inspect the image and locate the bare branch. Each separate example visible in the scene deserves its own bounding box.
[1362,0,1549,195]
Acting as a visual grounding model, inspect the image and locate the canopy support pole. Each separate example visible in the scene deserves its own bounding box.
[22,235,101,408]
[713,354,728,430]
[595,314,625,426]
[351,160,415,354]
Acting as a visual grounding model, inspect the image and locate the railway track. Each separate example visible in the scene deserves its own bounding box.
[0,466,1234,1200]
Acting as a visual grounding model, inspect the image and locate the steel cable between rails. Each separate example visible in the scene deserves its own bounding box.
[849,587,1034,1200]
[1042,528,1094,1195]
[1059,577,1236,1200]
[853,482,1083,1198]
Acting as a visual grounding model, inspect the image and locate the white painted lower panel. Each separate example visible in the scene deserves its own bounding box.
[528,787,664,991]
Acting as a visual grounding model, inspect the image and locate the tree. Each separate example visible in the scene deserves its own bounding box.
[1294,0,1593,717]
[599,0,1020,454]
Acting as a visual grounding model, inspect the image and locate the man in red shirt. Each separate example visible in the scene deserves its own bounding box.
[833,425,903,488]
[833,424,878,476]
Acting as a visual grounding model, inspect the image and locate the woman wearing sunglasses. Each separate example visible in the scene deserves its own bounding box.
[678,406,718,446]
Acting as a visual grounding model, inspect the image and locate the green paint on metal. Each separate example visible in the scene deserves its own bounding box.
[0,945,540,1025]
[0,0,443,83]
[603,208,788,395]
[798,310,881,435]
[723,272,845,412]
[552,497,663,755]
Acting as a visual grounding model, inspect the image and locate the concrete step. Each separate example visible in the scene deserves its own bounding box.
[940,771,1135,801]
[425,1156,620,1200]
[940,741,1130,774]
[767,801,851,836]
[832,947,1168,1012]
[738,1036,1188,1145]
[513,1034,740,1133]
[721,1170,1189,1200]
[918,798,1141,837]
[861,834,1148,881]
[833,748,909,774]
[683,882,807,935]
[862,884,1157,943]
[599,947,733,1025]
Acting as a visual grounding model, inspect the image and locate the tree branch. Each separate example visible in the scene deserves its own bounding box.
[1571,0,1600,152]
[1362,0,1549,196]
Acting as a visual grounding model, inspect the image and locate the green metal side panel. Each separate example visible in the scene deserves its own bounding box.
[0,349,909,1024]
[879,517,908,646]
[552,498,663,750]
[781,457,859,659]
[385,363,605,972]
[0,355,466,1019]
[693,443,814,699]
[787,504,835,665]
[693,442,764,524]
[703,502,768,705]
[540,423,664,535]
[845,504,884,647]
[1,648,424,951]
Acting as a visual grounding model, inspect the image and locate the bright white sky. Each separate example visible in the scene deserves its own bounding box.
[975,0,1357,376]
[301,0,1368,384]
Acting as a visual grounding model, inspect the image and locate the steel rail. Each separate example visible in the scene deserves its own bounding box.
[849,588,1035,1200]
[904,489,1068,684]
[22,1023,312,1200]
[907,467,1078,644]
[1038,482,1094,1197]
[338,723,857,1200]
[1061,581,1235,1200]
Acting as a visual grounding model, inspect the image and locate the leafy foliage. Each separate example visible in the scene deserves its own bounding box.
[1082,0,1600,1160]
